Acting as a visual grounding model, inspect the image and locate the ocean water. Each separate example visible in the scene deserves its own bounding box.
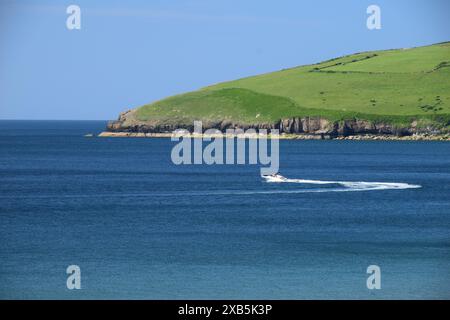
[0,120,449,299]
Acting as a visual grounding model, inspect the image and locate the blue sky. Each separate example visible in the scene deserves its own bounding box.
[1,0,449,120]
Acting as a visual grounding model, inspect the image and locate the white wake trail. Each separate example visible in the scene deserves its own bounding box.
[262,174,421,192]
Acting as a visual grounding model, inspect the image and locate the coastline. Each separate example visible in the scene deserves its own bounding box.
[98,131,450,141]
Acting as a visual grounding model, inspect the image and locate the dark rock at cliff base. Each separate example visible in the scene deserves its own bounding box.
[106,110,447,138]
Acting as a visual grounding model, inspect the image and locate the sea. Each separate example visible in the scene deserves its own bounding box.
[0,120,449,299]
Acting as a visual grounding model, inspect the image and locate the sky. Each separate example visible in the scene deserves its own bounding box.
[0,0,449,120]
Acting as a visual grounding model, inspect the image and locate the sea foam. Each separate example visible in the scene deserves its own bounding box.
[262,174,421,192]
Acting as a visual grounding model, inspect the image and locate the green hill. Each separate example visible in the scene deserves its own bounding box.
[113,42,450,134]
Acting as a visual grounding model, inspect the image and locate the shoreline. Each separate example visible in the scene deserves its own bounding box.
[97,131,450,141]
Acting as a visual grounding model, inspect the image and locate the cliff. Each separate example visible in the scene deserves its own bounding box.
[106,109,447,138]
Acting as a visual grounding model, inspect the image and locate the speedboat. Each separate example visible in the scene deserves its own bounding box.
[261,173,286,182]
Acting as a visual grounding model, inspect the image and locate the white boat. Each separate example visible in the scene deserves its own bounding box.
[261,173,286,182]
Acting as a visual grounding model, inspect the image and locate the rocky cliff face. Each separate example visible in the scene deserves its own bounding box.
[107,110,443,137]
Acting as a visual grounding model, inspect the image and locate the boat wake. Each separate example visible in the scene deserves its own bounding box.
[0,174,421,200]
[262,174,421,192]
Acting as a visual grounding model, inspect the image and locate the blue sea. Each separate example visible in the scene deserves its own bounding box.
[0,120,449,299]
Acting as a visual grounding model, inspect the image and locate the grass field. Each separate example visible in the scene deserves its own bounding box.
[135,42,450,126]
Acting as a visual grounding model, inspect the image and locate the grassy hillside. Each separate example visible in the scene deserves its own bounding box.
[135,42,450,127]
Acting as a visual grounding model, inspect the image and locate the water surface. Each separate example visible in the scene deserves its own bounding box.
[0,120,449,299]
